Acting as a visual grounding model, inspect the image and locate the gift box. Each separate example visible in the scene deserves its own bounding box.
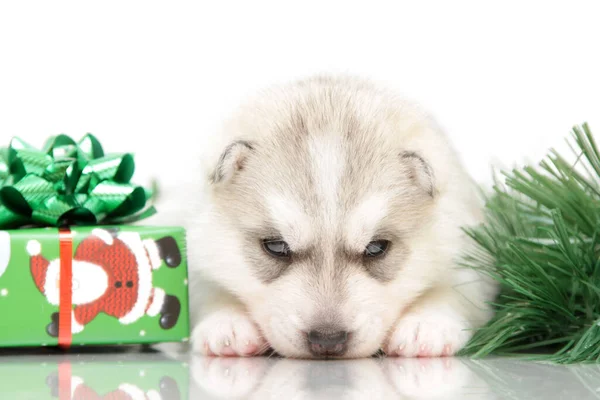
[0,353,189,399]
[0,134,190,348]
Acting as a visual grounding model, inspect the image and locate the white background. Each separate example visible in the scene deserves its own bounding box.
[1,0,599,189]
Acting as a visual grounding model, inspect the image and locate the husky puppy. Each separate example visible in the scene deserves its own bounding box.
[184,75,496,358]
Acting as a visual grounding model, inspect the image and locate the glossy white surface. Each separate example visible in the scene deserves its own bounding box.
[0,349,598,399]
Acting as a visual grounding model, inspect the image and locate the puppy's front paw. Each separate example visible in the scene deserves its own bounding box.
[384,310,471,357]
[192,310,268,357]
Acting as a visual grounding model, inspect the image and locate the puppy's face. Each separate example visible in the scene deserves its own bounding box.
[208,90,439,358]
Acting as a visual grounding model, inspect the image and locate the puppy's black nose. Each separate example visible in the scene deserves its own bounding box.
[307,329,349,357]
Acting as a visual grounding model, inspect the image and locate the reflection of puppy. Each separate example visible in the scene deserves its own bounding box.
[381,358,489,399]
[191,357,396,399]
[190,357,272,399]
[182,75,497,358]
[190,356,493,399]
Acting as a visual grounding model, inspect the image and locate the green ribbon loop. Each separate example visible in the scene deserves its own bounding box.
[0,133,156,228]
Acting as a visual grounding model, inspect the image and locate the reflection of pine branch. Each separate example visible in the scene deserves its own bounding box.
[568,364,600,399]
[465,359,600,399]
[459,123,600,363]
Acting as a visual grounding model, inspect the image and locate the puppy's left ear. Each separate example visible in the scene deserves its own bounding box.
[210,140,254,184]
[400,151,436,197]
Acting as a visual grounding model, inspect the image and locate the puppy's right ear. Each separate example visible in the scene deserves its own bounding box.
[210,140,254,184]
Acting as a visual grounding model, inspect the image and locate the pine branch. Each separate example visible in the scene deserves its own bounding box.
[459,123,600,363]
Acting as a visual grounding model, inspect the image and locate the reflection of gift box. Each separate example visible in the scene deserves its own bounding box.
[0,353,189,399]
[0,134,189,347]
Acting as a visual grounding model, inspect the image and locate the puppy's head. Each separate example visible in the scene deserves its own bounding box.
[204,77,461,358]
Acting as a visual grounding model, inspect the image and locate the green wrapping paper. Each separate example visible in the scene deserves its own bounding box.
[0,226,189,347]
[0,134,190,347]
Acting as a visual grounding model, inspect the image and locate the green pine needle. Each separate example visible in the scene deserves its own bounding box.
[459,123,600,363]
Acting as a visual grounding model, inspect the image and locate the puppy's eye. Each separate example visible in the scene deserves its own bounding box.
[262,239,291,258]
[364,240,390,257]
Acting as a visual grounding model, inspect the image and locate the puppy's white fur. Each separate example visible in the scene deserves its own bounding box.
[158,75,497,358]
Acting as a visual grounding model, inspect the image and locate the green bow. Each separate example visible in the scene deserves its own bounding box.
[0,134,156,228]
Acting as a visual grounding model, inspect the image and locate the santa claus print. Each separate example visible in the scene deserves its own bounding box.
[27,228,183,337]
